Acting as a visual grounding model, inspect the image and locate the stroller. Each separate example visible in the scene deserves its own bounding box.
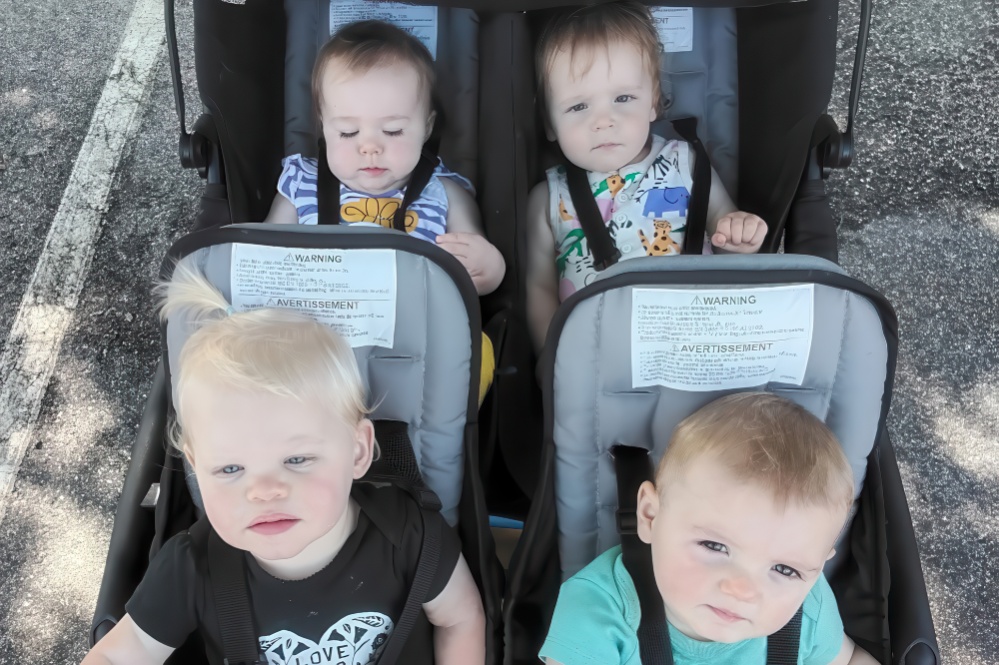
[90,0,937,664]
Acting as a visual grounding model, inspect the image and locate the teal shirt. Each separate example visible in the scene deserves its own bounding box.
[540,546,845,665]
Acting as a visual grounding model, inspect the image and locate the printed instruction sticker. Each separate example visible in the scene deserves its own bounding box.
[650,8,693,53]
[631,285,814,391]
[231,244,397,348]
[330,1,438,59]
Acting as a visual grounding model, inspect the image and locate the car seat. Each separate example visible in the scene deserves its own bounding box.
[503,253,939,665]
[90,223,505,664]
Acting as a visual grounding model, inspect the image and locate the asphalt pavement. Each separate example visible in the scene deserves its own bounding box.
[0,0,996,663]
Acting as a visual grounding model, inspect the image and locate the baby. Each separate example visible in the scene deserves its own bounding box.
[526,1,768,352]
[265,19,505,297]
[541,392,878,665]
[82,263,485,665]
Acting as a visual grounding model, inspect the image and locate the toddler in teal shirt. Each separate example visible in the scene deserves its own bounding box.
[540,393,880,665]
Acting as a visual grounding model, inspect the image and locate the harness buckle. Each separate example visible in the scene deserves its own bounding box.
[616,508,639,536]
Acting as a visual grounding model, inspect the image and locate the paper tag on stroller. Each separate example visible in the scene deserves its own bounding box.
[631,285,814,391]
[330,0,438,59]
[230,244,397,348]
[650,8,693,53]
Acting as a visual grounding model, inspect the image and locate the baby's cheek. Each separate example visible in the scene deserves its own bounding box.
[394,140,424,175]
[201,488,240,539]
[653,548,707,606]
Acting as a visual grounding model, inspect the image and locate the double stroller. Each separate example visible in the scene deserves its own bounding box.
[90,1,939,664]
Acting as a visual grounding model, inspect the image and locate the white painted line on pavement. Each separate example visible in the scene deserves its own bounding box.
[0,0,165,524]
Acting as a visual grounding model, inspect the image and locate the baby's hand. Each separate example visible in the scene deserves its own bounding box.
[436,232,506,295]
[711,211,768,254]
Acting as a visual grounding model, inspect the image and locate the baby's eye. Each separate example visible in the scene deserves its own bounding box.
[339,131,358,139]
[383,129,404,137]
[615,94,636,103]
[566,102,587,113]
[700,540,729,554]
[285,456,313,466]
[772,564,802,579]
[217,464,242,475]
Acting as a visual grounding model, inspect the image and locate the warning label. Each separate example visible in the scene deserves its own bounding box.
[231,244,396,348]
[631,285,814,391]
[330,1,438,58]
[650,7,693,53]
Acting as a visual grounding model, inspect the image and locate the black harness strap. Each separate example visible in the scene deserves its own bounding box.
[611,444,803,665]
[391,150,441,231]
[670,118,711,255]
[562,118,714,272]
[316,136,339,226]
[566,160,621,271]
[371,502,442,665]
[612,445,673,665]
[767,606,804,665]
[207,530,263,665]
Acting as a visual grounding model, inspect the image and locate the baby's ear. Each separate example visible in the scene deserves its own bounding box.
[543,115,557,143]
[352,418,376,479]
[636,480,660,545]
[425,110,437,142]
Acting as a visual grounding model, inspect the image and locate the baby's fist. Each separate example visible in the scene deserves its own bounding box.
[711,212,768,254]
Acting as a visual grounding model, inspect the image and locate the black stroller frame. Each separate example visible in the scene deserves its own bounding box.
[90,1,937,664]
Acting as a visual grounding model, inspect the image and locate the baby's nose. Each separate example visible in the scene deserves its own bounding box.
[593,110,615,131]
[247,476,288,502]
[359,138,383,155]
[720,573,761,603]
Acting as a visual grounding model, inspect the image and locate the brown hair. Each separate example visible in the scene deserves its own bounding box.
[311,20,436,119]
[535,1,664,117]
[656,393,855,513]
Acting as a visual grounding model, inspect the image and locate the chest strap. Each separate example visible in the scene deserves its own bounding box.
[564,118,712,272]
[611,444,803,665]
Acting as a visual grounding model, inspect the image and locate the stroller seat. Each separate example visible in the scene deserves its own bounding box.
[282,0,481,185]
[504,253,939,665]
[91,223,504,663]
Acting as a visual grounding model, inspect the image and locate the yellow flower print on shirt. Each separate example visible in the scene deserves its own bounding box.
[340,198,419,233]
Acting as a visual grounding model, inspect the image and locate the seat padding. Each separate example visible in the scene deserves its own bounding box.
[283,1,480,185]
[166,224,477,524]
[550,255,891,577]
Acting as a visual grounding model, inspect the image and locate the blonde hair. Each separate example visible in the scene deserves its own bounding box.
[536,1,664,118]
[312,20,436,120]
[158,262,373,455]
[656,393,855,513]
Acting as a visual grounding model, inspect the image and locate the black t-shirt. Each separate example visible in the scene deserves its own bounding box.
[126,484,461,665]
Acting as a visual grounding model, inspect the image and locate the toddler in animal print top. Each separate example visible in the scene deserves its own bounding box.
[82,264,485,665]
[526,1,768,353]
